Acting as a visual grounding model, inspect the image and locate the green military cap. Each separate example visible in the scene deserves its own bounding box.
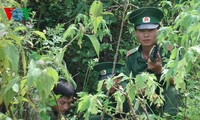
[129,7,163,29]
[94,62,123,80]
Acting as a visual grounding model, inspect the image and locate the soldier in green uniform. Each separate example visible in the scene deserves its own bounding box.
[89,62,123,120]
[94,62,123,95]
[126,7,182,117]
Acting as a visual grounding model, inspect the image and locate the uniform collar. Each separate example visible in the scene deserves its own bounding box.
[137,45,147,63]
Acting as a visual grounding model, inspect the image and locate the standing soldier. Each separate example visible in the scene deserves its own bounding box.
[126,7,182,117]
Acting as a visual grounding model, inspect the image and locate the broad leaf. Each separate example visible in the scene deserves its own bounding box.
[86,35,100,58]
[55,50,64,64]
[105,78,114,90]
[36,70,55,99]
[93,16,103,34]
[4,77,19,94]
[27,60,41,88]
[46,67,58,83]
[190,45,200,54]
[88,96,98,114]
[89,1,103,17]
[5,44,19,73]
[14,26,27,32]
[23,0,28,7]
[63,25,77,40]
[126,81,136,102]
[135,74,146,89]
[114,91,125,112]
[78,94,90,112]
[6,33,21,45]
[32,31,47,40]
[97,80,104,92]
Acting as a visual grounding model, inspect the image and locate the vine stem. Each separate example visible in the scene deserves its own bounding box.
[52,91,63,120]
[63,33,80,52]
[124,92,138,120]
[112,0,128,74]
[83,66,90,91]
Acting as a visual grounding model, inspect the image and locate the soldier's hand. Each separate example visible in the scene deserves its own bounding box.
[147,53,162,74]
[108,77,121,94]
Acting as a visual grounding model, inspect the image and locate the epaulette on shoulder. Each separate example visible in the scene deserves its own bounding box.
[126,46,139,57]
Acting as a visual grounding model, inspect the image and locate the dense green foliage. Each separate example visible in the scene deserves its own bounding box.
[0,0,200,120]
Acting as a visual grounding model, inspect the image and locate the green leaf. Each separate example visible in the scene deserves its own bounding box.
[5,44,19,73]
[36,70,55,99]
[22,97,35,108]
[23,0,28,7]
[0,23,7,37]
[126,81,136,102]
[102,11,113,16]
[146,74,157,94]
[86,35,100,57]
[114,91,125,112]
[4,77,19,94]
[0,6,8,24]
[10,0,21,8]
[55,50,64,64]
[32,31,47,40]
[29,50,42,61]
[78,94,90,112]
[63,25,77,40]
[185,50,194,63]
[21,49,27,75]
[93,16,103,34]
[59,63,77,89]
[134,99,140,111]
[3,89,14,106]
[135,74,146,89]
[6,33,22,45]
[97,80,104,92]
[78,37,83,48]
[105,78,114,90]
[162,1,172,7]
[0,47,6,60]
[76,14,88,25]
[88,96,98,114]
[14,26,27,32]
[46,67,58,83]
[170,48,177,60]
[0,113,12,120]
[27,60,41,88]
[89,1,103,17]
[190,45,200,54]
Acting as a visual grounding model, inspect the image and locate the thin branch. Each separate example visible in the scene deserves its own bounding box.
[112,0,128,74]
[51,91,62,120]
[124,92,138,120]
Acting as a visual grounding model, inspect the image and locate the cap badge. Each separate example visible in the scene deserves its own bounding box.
[100,70,106,75]
[143,17,150,23]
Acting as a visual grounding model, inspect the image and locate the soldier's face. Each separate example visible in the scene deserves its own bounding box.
[52,96,73,114]
[135,28,158,47]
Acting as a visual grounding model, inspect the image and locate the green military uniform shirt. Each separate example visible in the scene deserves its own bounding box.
[126,45,170,77]
[125,45,182,117]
